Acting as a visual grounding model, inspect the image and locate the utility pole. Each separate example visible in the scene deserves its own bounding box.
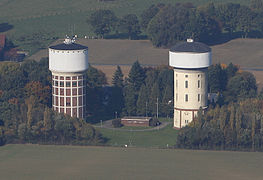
[146,102,148,117]
[115,111,117,119]
[157,98,159,119]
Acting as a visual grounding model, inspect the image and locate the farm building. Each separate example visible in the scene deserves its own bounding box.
[169,39,212,129]
[121,117,152,127]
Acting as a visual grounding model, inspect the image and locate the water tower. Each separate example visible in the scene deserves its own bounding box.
[49,37,88,118]
[169,39,212,129]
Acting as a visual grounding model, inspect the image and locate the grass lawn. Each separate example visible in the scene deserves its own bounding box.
[96,124,177,148]
[0,144,263,180]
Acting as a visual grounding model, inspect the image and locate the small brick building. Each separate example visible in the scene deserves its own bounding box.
[121,117,152,127]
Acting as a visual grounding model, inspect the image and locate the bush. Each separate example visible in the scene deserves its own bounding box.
[112,118,122,128]
[149,118,160,127]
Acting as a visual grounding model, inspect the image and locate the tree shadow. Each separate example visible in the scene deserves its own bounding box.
[0,23,13,33]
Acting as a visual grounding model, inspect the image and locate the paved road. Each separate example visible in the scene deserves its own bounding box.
[94,120,172,132]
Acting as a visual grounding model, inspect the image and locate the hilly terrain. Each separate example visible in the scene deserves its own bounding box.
[29,38,263,89]
[0,0,249,54]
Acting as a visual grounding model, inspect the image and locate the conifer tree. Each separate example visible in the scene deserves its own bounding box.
[123,84,137,116]
[112,66,124,88]
[136,84,149,116]
[127,61,145,91]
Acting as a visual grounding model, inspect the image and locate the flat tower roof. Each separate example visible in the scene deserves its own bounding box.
[170,41,211,53]
[49,43,88,50]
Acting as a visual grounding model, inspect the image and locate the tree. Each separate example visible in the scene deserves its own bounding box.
[149,82,160,117]
[250,0,263,11]
[140,4,165,30]
[216,3,240,36]
[118,14,141,39]
[88,10,117,38]
[225,72,257,102]
[127,61,145,91]
[112,65,124,88]
[160,85,173,117]
[208,64,227,93]
[136,84,149,116]
[123,84,137,116]
[225,63,238,80]
[237,6,255,38]
[86,65,107,88]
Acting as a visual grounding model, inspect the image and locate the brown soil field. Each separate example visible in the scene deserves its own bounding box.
[29,38,263,87]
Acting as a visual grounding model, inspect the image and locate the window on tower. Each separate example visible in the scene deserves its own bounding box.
[66,82,70,87]
[185,75,188,78]
[185,81,188,88]
[198,80,200,88]
[72,82,77,87]
[185,94,188,102]
[198,94,200,102]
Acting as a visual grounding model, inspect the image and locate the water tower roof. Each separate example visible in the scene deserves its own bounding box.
[49,43,88,50]
[170,41,211,53]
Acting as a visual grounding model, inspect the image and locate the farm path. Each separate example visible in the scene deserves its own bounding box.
[94,120,172,132]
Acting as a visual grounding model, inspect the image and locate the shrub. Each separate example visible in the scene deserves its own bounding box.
[112,118,122,128]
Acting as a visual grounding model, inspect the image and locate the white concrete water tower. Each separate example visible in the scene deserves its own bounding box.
[49,37,88,119]
[169,39,212,128]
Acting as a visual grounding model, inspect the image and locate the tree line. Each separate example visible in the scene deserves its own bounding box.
[86,61,174,121]
[88,0,263,46]
[177,63,262,151]
[0,59,105,146]
[176,99,263,151]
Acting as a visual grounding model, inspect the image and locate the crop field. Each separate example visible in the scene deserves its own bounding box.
[0,144,262,180]
[0,0,248,54]
[30,38,263,88]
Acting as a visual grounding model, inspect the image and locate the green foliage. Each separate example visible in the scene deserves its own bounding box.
[118,14,141,39]
[140,3,164,30]
[127,61,145,91]
[149,118,160,127]
[112,65,124,88]
[224,71,257,102]
[208,64,227,93]
[146,4,222,47]
[86,65,107,88]
[88,9,117,38]
[112,118,122,128]
[177,99,263,151]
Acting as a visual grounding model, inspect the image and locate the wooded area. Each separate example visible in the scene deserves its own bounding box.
[88,1,263,47]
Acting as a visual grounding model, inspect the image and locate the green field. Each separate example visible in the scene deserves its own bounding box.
[0,144,262,180]
[97,124,176,148]
[0,0,249,54]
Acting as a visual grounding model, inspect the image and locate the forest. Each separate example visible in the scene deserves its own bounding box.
[177,64,263,151]
[88,0,263,47]
[0,59,174,146]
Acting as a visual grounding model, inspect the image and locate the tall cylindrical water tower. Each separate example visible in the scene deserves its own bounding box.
[49,38,88,119]
[169,39,212,129]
